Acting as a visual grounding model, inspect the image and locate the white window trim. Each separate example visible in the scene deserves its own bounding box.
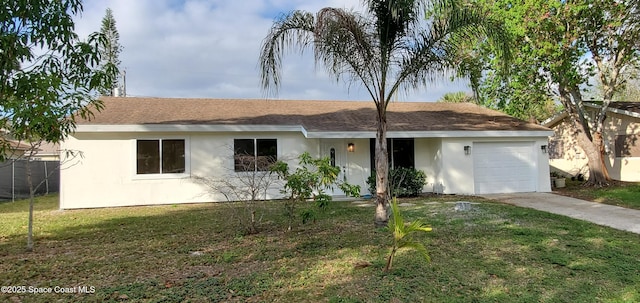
[132,137,190,180]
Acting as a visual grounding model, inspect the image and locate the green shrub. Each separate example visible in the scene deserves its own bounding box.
[367,167,426,198]
[271,152,360,230]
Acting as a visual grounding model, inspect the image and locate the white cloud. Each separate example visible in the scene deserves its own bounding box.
[75,0,469,101]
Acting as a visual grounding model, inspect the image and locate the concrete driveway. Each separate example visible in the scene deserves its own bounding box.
[480,192,640,234]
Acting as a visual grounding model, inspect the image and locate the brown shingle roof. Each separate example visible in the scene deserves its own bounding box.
[78,97,549,132]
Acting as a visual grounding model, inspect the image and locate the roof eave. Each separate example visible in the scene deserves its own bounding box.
[74,124,307,135]
[74,124,552,138]
[542,111,569,127]
[307,130,553,138]
[584,102,640,119]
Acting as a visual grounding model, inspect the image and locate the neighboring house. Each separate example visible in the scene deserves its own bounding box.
[5,140,31,159]
[60,97,553,209]
[4,140,60,161]
[544,102,640,181]
[29,142,61,162]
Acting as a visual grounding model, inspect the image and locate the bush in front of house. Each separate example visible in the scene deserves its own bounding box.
[270,152,361,230]
[367,167,426,198]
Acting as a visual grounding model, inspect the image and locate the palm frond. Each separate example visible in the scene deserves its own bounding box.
[391,0,511,98]
[400,240,431,263]
[259,11,316,96]
[434,0,511,70]
[388,197,405,232]
[314,7,381,102]
[405,219,433,233]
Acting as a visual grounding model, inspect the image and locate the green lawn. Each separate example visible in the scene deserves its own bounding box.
[1,194,639,302]
[555,180,640,210]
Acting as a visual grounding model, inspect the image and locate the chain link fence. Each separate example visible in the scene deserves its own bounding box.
[0,160,60,201]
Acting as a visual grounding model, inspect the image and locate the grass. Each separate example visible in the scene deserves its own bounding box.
[1,194,639,302]
[554,179,640,210]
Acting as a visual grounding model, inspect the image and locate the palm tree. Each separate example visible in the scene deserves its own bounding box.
[385,198,432,271]
[259,0,510,227]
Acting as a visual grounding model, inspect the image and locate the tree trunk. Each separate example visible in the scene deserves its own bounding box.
[561,85,610,186]
[249,209,257,235]
[26,159,34,252]
[593,131,611,181]
[374,108,390,227]
[572,120,609,186]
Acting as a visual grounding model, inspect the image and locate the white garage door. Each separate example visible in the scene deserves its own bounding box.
[473,142,536,194]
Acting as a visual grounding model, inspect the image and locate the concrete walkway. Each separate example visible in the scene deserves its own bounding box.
[480,192,640,235]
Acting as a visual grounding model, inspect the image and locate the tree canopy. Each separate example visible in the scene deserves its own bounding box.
[472,0,640,184]
[98,7,123,96]
[1,0,115,160]
[1,0,116,251]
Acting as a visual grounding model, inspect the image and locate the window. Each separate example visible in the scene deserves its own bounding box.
[136,139,185,174]
[330,148,336,167]
[615,134,640,157]
[548,139,564,159]
[390,139,415,168]
[234,139,277,171]
[369,138,415,170]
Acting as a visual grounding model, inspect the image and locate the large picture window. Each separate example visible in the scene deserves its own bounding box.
[234,139,277,171]
[390,139,415,169]
[369,138,415,170]
[137,139,185,174]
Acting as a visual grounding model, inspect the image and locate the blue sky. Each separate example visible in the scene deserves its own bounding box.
[74,0,470,101]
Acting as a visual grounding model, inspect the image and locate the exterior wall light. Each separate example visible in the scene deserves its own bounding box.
[541,145,547,154]
[464,145,471,155]
[347,143,355,152]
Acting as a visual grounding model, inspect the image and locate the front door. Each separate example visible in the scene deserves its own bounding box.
[321,139,346,196]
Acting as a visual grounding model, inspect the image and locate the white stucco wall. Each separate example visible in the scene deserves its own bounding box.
[439,138,473,194]
[61,131,317,209]
[439,137,551,195]
[603,111,640,181]
[61,130,551,209]
[609,157,640,181]
[414,138,442,193]
[342,138,371,193]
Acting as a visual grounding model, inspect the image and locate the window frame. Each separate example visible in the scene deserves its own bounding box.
[133,137,190,179]
[233,138,278,172]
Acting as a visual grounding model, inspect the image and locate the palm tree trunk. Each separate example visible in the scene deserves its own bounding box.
[384,247,396,272]
[374,107,389,227]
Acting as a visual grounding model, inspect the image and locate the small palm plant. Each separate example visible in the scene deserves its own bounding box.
[385,198,433,272]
